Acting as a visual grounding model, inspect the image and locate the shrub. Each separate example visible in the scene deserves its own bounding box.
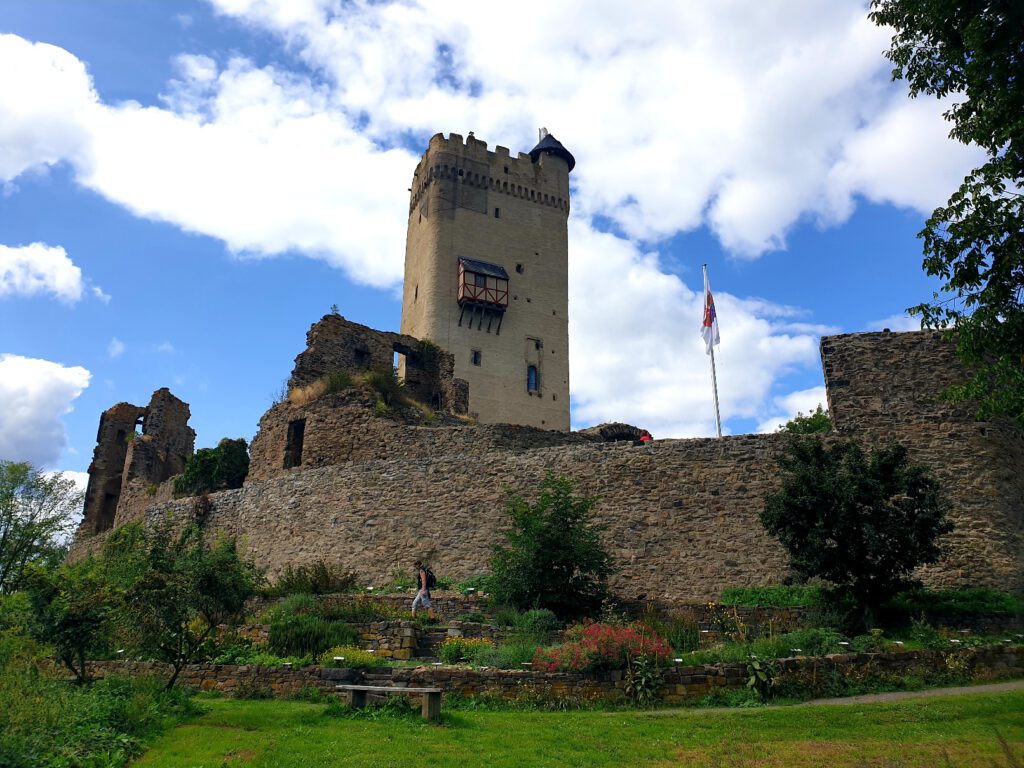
[761,437,951,631]
[456,575,493,593]
[658,616,701,654]
[515,608,562,639]
[720,585,826,607]
[457,611,489,623]
[173,438,250,497]
[318,645,384,669]
[266,562,360,597]
[491,475,614,620]
[532,622,670,673]
[885,587,1024,617]
[268,613,358,657]
[439,637,494,665]
[363,369,405,407]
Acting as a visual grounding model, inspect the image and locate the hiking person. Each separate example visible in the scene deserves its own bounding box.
[412,560,437,620]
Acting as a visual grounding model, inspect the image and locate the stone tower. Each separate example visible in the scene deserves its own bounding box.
[400,130,574,430]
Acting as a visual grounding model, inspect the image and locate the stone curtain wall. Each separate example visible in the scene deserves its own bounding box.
[80,644,1024,703]
[77,330,1024,598]
[823,331,1024,591]
[150,434,794,600]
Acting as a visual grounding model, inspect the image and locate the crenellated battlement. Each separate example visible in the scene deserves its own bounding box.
[409,132,570,215]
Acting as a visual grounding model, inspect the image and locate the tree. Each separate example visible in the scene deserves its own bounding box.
[22,559,114,684]
[780,404,832,435]
[0,461,83,593]
[490,475,614,620]
[173,438,250,498]
[105,520,259,689]
[760,437,951,631]
[868,1,1024,427]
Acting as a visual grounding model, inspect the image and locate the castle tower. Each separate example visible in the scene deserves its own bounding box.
[400,130,574,430]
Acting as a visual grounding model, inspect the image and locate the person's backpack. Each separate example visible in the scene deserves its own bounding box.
[423,566,437,589]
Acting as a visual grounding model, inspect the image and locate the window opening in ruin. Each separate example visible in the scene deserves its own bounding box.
[354,348,370,367]
[471,350,482,366]
[284,419,306,469]
[458,168,464,176]
[527,365,539,393]
[98,492,118,533]
[414,285,418,301]
[494,208,500,218]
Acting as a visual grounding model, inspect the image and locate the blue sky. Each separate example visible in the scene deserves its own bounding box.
[0,1,981,482]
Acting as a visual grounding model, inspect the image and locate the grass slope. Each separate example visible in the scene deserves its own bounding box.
[135,689,1024,768]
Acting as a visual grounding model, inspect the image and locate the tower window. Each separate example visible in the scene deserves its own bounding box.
[516,264,524,274]
[471,350,482,366]
[494,208,500,218]
[503,166,509,174]
[527,365,539,393]
[474,273,487,288]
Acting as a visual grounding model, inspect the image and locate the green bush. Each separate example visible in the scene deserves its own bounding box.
[266,562,360,597]
[456,575,493,593]
[268,613,358,657]
[0,640,196,768]
[490,475,614,620]
[515,608,562,639]
[324,371,353,394]
[439,637,494,665]
[884,587,1024,617]
[317,598,411,624]
[319,645,385,669]
[174,437,250,497]
[720,585,826,607]
[364,369,405,407]
[660,616,701,654]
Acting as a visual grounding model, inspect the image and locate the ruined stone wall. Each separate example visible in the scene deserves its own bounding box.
[288,313,468,414]
[248,391,593,482]
[823,331,1024,590]
[150,434,795,600]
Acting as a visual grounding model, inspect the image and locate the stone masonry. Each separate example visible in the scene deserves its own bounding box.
[71,329,1024,601]
[79,388,194,537]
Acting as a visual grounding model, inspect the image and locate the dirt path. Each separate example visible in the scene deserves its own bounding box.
[644,678,1024,715]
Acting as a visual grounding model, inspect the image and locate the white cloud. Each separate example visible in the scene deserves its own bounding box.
[0,354,91,467]
[569,223,824,437]
[107,337,125,358]
[157,341,176,354]
[91,284,111,303]
[0,242,84,303]
[0,7,986,436]
[755,386,829,434]
[0,34,96,180]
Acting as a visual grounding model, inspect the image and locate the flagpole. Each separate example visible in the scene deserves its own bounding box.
[703,264,723,438]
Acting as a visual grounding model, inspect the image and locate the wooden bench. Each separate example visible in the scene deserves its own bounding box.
[335,684,443,721]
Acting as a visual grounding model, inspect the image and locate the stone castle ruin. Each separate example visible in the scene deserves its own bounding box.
[70,131,1024,599]
[72,317,1024,600]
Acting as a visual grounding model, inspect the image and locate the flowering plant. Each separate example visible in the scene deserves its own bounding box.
[532,622,670,672]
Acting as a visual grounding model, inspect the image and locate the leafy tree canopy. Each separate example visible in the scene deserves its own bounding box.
[23,558,115,684]
[173,438,249,498]
[869,0,1024,427]
[760,437,951,631]
[0,461,82,593]
[103,520,260,689]
[780,404,832,435]
[490,475,614,620]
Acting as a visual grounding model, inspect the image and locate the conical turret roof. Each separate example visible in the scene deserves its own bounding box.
[529,133,575,172]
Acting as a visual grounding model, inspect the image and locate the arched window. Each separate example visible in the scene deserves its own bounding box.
[527,365,539,393]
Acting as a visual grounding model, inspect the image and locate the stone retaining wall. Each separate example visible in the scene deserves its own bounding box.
[80,644,1023,704]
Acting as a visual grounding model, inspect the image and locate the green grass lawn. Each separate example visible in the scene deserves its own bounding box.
[134,689,1024,768]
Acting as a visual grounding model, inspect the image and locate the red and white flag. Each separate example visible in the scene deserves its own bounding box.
[701,270,720,355]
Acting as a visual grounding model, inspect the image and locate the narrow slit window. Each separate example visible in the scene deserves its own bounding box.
[471,350,482,366]
[284,419,306,469]
[527,365,539,393]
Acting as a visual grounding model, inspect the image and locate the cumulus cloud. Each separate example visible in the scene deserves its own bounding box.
[569,223,825,437]
[0,6,986,435]
[0,34,96,180]
[0,242,84,303]
[0,354,91,467]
